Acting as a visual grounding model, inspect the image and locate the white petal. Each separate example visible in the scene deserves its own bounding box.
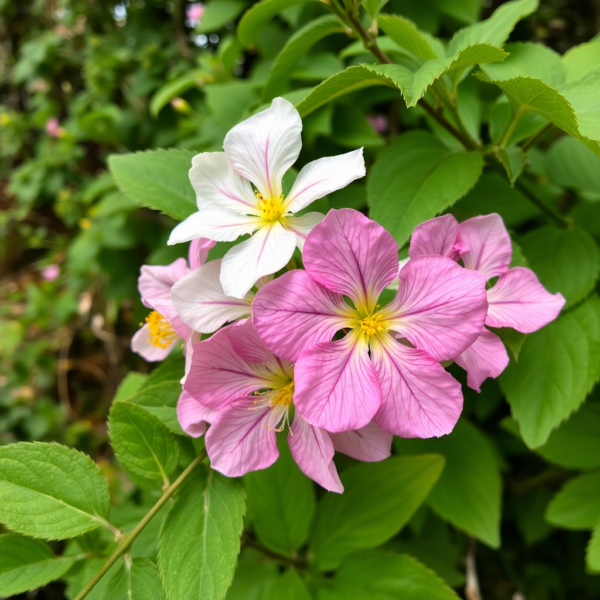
[171,260,252,333]
[284,212,325,251]
[167,209,261,245]
[285,148,366,214]
[220,222,296,299]
[223,97,302,199]
[131,325,176,362]
[189,152,259,214]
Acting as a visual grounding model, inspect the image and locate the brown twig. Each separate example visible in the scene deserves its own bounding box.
[465,538,483,600]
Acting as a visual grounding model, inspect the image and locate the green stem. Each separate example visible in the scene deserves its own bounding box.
[499,107,524,148]
[243,537,308,570]
[73,451,207,600]
[513,177,571,228]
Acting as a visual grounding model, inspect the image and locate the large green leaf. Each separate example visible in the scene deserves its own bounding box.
[109,149,196,222]
[141,354,185,390]
[266,569,312,600]
[536,402,600,470]
[561,68,600,142]
[563,37,600,83]
[0,533,77,596]
[159,466,246,600]
[395,419,502,548]
[368,131,483,247]
[519,227,600,309]
[102,558,166,600]
[225,548,278,600]
[114,372,148,403]
[317,550,458,600]
[587,524,600,573]
[309,454,444,570]
[0,442,111,540]
[262,15,345,102]
[378,15,438,61]
[546,470,600,529]
[500,294,600,448]
[109,402,180,485]
[245,439,315,557]
[128,381,184,435]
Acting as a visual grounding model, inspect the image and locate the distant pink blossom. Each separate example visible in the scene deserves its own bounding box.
[46,118,62,138]
[409,213,565,391]
[367,114,388,134]
[253,209,489,438]
[186,3,204,22]
[41,264,60,281]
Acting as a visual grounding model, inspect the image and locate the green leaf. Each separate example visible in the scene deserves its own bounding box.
[587,524,600,573]
[495,145,526,185]
[102,558,166,600]
[362,0,390,21]
[536,402,600,470]
[519,227,600,309]
[368,132,483,247]
[309,454,444,570]
[128,382,184,435]
[434,0,481,24]
[0,442,111,540]
[546,470,600,529]
[109,149,196,222]
[561,68,600,143]
[114,372,148,403]
[245,439,315,557]
[266,569,312,600]
[500,294,600,448]
[141,354,185,390]
[378,15,438,61]
[563,37,600,83]
[0,533,77,596]
[237,0,311,48]
[331,104,384,149]
[448,0,539,55]
[225,548,278,600]
[109,402,180,485]
[545,136,600,201]
[262,15,345,102]
[198,1,246,34]
[317,550,459,600]
[150,70,209,117]
[394,420,502,548]
[488,326,526,361]
[159,466,246,600]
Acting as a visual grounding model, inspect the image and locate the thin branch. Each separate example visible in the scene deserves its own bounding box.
[243,538,308,570]
[521,122,554,152]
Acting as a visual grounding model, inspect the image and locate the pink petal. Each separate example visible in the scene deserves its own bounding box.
[330,420,392,462]
[188,238,216,270]
[458,214,512,280]
[409,214,461,261]
[288,413,343,493]
[303,209,399,312]
[485,267,566,333]
[228,319,280,367]
[454,329,509,392]
[138,258,189,308]
[206,397,279,477]
[183,327,275,410]
[130,325,175,362]
[371,335,463,438]
[253,269,354,362]
[385,255,488,361]
[294,330,381,433]
[177,391,217,437]
[146,298,191,341]
[170,260,252,334]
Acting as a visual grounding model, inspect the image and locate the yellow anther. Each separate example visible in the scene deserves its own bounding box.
[359,313,388,337]
[271,383,293,407]
[255,190,285,224]
[145,311,178,349]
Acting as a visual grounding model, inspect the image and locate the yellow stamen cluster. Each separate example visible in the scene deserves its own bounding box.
[145,310,178,348]
[359,312,388,337]
[271,383,294,407]
[255,190,284,223]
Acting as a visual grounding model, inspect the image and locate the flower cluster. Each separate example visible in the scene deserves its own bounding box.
[131,98,564,493]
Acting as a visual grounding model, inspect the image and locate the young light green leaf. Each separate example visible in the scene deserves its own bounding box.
[128,381,184,435]
[448,0,539,55]
[245,439,315,557]
[546,470,600,529]
[109,402,180,485]
[309,454,444,570]
[265,569,311,600]
[395,420,502,548]
[500,294,600,448]
[587,524,600,573]
[198,1,246,34]
[378,15,438,61]
[536,402,600,470]
[159,466,246,600]
[495,146,526,184]
[563,37,600,83]
[262,15,345,102]
[0,442,111,540]
[318,550,459,600]
[561,68,600,142]
[150,70,210,116]
[519,227,600,309]
[114,372,148,403]
[102,558,166,600]
[109,149,196,222]
[0,533,77,596]
[368,131,483,247]
[237,0,311,48]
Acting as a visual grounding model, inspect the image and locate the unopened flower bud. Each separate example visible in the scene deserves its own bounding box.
[171,97,192,114]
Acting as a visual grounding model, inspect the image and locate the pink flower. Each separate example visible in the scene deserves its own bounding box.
[409,213,566,391]
[46,118,63,138]
[41,264,60,281]
[186,2,204,22]
[367,114,388,134]
[253,209,489,438]
[183,319,392,491]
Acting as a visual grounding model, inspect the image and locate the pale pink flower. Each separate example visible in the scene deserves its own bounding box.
[41,264,60,281]
[253,209,489,438]
[167,98,366,299]
[409,213,566,391]
[186,2,204,23]
[46,118,63,138]
[183,319,392,491]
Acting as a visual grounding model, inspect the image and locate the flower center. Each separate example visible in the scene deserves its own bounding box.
[270,382,294,407]
[359,312,388,337]
[255,190,284,224]
[145,311,178,348]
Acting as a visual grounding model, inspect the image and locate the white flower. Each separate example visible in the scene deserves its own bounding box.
[167,97,366,298]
